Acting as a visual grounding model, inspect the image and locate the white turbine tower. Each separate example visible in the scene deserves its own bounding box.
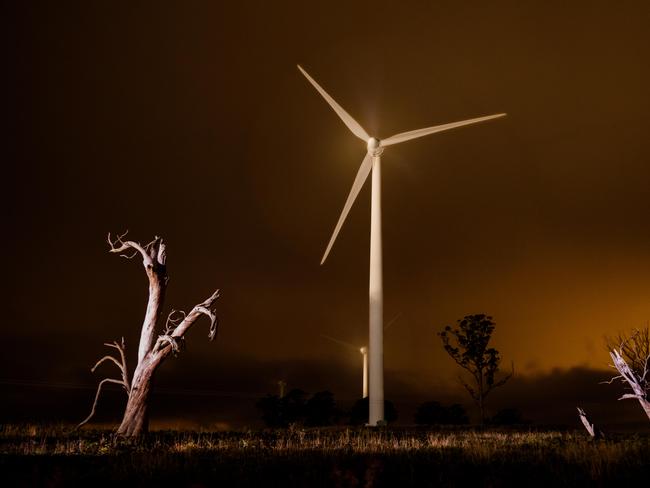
[321,334,369,398]
[299,65,505,426]
[320,314,401,399]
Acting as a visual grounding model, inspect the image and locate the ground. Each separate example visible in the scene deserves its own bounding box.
[1,424,649,486]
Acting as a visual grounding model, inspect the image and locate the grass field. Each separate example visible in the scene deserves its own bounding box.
[1,424,649,487]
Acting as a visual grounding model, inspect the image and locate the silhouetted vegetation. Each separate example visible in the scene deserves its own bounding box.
[304,391,337,426]
[414,401,469,425]
[439,314,513,423]
[256,389,337,427]
[488,408,528,426]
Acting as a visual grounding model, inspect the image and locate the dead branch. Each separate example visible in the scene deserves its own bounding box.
[107,338,130,391]
[107,231,157,266]
[607,346,650,421]
[164,310,187,334]
[106,230,167,269]
[170,290,220,341]
[599,375,623,385]
[155,335,183,355]
[91,356,122,374]
[77,339,131,429]
[195,306,218,340]
[77,378,126,429]
[88,339,130,392]
[153,290,220,357]
[609,349,647,398]
[605,327,650,384]
[619,393,643,400]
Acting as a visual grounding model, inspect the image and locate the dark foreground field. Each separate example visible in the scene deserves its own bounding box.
[1,425,649,487]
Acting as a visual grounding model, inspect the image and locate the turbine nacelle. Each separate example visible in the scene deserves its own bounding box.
[297,65,505,267]
[367,137,383,156]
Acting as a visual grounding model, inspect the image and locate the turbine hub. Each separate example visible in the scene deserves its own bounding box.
[367,137,383,156]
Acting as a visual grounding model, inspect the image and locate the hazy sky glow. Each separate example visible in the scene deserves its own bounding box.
[3,1,650,426]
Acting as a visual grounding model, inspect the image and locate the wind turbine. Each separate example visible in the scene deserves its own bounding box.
[298,65,505,425]
[321,334,369,398]
[320,313,402,399]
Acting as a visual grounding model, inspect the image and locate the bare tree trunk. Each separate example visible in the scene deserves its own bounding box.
[137,241,167,364]
[115,236,166,436]
[115,286,219,437]
[117,356,157,436]
[79,232,220,437]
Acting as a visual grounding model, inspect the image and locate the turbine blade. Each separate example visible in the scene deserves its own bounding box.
[382,113,506,146]
[298,65,369,141]
[321,153,372,265]
[384,312,402,332]
[320,334,360,352]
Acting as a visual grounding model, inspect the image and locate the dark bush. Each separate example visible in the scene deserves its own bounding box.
[304,391,336,426]
[489,408,527,425]
[414,401,469,425]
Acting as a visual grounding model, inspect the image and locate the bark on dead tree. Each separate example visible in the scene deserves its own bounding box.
[604,329,650,422]
[607,349,650,421]
[78,232,220,436]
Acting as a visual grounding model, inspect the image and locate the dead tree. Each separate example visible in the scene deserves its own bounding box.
[604,328,650,422]
[78,232,220,436]
[576,407,605,439]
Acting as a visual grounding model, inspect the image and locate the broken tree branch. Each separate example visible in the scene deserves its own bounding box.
[164,310,187,334]
[153,290,220,356]
[106,338,130,391]
[89,339,130,392]
[107,231,154,264]
[77,378,127,429]
[170,290,220,341]
[577,407,604,439]
[77,338,131,429]
[92,355,122,373]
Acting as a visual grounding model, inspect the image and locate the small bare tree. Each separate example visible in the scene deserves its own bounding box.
[604,327,650,421]
[78,232,220,436]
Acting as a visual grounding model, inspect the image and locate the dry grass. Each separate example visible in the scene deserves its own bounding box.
[1,424,649,486]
